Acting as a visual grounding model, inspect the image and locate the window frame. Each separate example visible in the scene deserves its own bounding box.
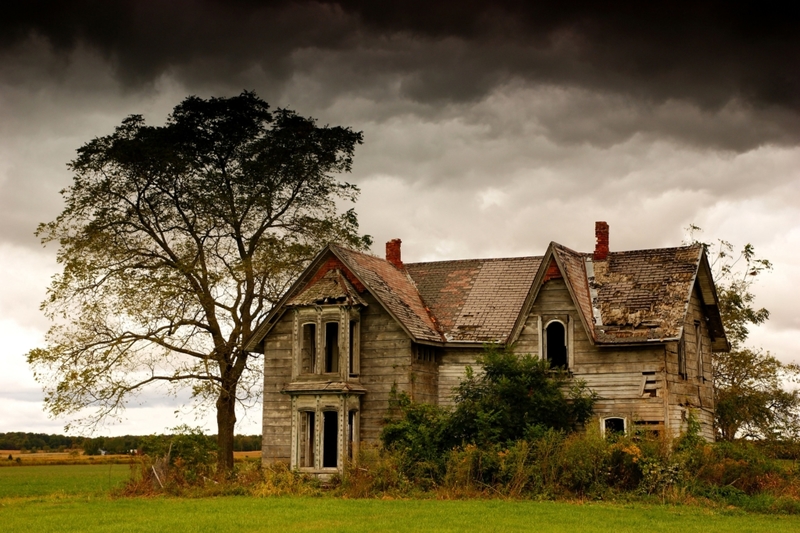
[542,318,570,370]
[601,416,627,438]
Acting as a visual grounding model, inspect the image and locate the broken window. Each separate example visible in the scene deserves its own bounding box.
[349,320,359,377]
[324,322,339,373]
[603,417,626,437]
[301,323,316,374]
[300,411,315,468]
[322,411,339,468]
[641,371,658,397]
[545,321,568,369]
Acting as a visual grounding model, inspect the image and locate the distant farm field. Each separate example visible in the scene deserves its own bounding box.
[2,464,800,533]
[0,449,260,466]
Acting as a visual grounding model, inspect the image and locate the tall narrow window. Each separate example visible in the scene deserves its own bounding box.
[349,320,359,377]
[301,323,316,374]
[546,321,567,369]
[695,321,703,379]
[300,411,315,468]
[322,411,339,468]
[678,335,687,379]
[324,322,339,373]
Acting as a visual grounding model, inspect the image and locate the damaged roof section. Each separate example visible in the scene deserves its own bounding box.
[591,245,704,343]
[287,268,367,307]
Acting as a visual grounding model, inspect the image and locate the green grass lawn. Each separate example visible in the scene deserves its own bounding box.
[0,464,129,497]
[1,464,799,532]
[3,497,800,533]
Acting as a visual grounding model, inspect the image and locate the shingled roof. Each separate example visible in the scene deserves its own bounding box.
[246,233,727,352]
[406,257,541,342]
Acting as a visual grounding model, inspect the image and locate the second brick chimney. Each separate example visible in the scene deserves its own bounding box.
[594,221,609,261]
[386,238,403,269]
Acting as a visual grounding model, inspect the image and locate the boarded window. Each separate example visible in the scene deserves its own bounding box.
[300,411,315,468]
[322,411,339,468]
[546,321,568,369]
[349,320,359,377]
[301,323,316,374]
[324,322,339,373]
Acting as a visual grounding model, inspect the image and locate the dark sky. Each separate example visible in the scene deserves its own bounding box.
[1,1,798,434]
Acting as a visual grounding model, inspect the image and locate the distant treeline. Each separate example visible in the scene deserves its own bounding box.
[0,432,261,454]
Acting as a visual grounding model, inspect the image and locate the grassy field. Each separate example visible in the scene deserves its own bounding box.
[4,496,800,533]
[0,464,130,497]
[2,464,800,532]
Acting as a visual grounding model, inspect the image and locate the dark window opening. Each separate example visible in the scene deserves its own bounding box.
[301,323,316,374]
[300,412,315,468]
[325,322,339,373]
[349,320,358,376]
[678,335,687,379]
[546,321,567,369]
[322,411,339,468]
[413,343,439,363]
[604,417,625,437]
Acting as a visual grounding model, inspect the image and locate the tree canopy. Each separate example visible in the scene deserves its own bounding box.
[687,226,799,441]
[28,91,371,470]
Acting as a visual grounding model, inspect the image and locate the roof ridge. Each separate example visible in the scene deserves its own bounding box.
[605,243,701,256]
[406,255,542,267]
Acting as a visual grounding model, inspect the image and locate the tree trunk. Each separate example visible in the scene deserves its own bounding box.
[216,382,237,473]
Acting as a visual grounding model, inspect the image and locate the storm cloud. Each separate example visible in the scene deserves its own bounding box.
[3,1,800,149]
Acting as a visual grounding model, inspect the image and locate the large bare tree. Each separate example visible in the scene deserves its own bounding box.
[28,92,370,470]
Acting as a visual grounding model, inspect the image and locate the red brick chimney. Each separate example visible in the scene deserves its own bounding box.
[386,239,403,269]
[594,221,609,261]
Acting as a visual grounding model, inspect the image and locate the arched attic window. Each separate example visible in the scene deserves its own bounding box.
[545,321,568,369]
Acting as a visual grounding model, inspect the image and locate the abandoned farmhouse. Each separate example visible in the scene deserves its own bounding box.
[245,222,729,475]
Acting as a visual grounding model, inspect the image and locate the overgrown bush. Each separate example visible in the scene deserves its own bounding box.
[381,345,596,486]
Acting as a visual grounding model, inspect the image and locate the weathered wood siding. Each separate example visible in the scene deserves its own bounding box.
[358,293,414,444]
[438,348,482,406]
[411,356,439,405]
[522,279,670,433]
[262,312,294,463]
[665,283,715,440]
